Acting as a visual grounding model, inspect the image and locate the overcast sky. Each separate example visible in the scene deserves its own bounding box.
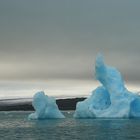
[0,0,140,82]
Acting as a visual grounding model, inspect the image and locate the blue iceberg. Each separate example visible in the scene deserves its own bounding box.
[28,91,65,120]
[74,53,140,118]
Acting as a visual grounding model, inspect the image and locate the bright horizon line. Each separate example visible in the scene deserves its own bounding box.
[0,79,139,100]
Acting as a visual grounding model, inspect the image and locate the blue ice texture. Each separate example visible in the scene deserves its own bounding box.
[74,53,140,118]
[28,91,65,120]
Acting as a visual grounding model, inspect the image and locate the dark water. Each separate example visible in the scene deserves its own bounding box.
[0,111,140,140]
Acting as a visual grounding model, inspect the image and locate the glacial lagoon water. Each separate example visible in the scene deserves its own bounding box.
[1,111,140,140]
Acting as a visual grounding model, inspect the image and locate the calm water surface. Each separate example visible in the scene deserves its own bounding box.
[0,111,140,140]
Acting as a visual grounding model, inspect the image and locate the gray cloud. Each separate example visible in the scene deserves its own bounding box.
[0,0,140,81]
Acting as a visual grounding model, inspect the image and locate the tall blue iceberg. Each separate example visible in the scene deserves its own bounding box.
[74,54,140,118]
[28,91,65,120]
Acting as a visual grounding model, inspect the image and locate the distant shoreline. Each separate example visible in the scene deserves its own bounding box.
[0,97,86,111]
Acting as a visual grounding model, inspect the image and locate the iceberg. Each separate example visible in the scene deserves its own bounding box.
[28,91,65,120]
[74,53,140,118]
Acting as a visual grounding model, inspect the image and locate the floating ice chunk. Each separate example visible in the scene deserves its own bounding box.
[28,91,65,120]
[74,53,140,118]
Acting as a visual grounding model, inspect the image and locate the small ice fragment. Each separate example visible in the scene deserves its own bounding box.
[28,91,65,120]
